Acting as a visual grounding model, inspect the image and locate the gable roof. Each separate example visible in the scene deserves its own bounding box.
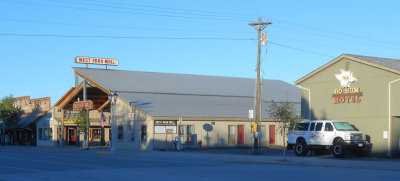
[295,54,400,85]
[73,67,300,118]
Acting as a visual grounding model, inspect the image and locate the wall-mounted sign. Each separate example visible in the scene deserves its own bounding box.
[154,120,177,134]
[64,110,79,124]
[155,120,177,126]
[332,69,363,104]
[335,69,357,88]
[73,100,94,110]
[75,56,119,66]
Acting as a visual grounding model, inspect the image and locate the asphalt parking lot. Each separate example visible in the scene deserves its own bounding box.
[0,146,399,181]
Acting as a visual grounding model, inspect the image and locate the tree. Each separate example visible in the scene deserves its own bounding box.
[268,101,302,161]
[0,95,23,145]
[76,109,89,148]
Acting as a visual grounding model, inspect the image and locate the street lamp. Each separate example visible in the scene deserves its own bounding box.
[108,91,118,152]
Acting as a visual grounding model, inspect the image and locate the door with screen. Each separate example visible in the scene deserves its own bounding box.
[269,125,275,145]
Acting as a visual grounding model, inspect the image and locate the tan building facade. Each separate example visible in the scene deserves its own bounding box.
[52,67,300,150]
[295,54,400,157]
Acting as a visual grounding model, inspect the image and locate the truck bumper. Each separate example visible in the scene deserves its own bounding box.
[344,141,372,149]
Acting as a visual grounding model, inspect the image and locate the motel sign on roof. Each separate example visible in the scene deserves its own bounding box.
[75,56,119,66]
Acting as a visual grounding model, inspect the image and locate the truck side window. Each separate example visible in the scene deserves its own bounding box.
[309,123,315,131]
[325,123,334,131]
[315,123,323,131]
[294,123,310,131]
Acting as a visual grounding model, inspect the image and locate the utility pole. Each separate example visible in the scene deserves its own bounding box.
[249,17,272,154]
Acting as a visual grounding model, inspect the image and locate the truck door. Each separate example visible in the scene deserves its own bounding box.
[322,122,335,145]
[307,123,315,145]
[311,122,323,145]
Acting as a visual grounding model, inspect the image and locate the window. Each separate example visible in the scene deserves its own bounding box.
[187,125,195,144]
[91,128,101,140]
[49,128,52,140]
[38,128,43,140]
[260,125,266,138]
[118,126,123,141]
[43,128,48,140]
[325,123,334,131]
[333,122,357,131]
[57,127,61,141]
[315,123,323,131]
[309,123,315,131]
[294,123,310,131]
[141,125,147,142]
[228,125,236,144]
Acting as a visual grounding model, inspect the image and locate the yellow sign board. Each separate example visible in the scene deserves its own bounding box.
[253,123,258,133]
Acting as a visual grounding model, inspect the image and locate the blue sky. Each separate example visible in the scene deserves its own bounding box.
[1,0,399,105]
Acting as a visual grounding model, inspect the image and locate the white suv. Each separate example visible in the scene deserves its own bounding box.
[287,120,372,157]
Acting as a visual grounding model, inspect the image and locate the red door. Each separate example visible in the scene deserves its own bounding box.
[269,125,275,145]
[238,125,244,145]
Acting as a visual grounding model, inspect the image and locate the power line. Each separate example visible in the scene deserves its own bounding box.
[275,19,399,46]
[0,18,251,34]
[0,33,336,57]
[43,0,252,20]
[1,0,249,22]
[267,41,334,58]
[0,33,255,40]
[273,24,400,51]
[84,0,257,19]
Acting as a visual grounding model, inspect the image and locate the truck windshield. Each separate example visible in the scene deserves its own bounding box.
[333,122,357,131]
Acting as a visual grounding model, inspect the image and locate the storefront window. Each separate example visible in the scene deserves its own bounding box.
[187,125,194,144]
[141,125,147,142]
[260,125,265,138]
[91,128,101,140]
[43,128,48,140]
[228,125,235,144]
[118,126,123,141]
[38,128,43,140]
[49,128,52,140]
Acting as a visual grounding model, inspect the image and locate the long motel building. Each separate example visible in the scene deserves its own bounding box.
[42,67,300,150]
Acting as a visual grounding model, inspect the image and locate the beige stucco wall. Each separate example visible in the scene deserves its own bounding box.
[36,111,58,147]
[113,99,154,151]
[152,119,284,150]
[299,57,400,155]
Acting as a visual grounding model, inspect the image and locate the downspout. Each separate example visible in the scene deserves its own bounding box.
[388,78,400,158]
[296,85,311,120]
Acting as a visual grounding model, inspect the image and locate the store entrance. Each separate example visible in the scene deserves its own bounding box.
[68,128,77,145]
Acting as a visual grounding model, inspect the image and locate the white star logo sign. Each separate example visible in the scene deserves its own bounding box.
[335,69,357,88]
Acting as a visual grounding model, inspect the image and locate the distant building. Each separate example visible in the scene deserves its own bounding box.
[5,96,51,145]
[15,96,51,113]
[52,67,300,150]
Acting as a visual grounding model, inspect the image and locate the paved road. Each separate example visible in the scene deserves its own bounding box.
[0,146,399,180]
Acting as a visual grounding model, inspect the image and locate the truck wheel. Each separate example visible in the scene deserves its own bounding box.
[332,140,346,157]
[295,140,308,156]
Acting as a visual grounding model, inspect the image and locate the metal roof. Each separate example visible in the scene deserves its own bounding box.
[345,54,400,71]
[74,67,300,118]
[14,111,47,129]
